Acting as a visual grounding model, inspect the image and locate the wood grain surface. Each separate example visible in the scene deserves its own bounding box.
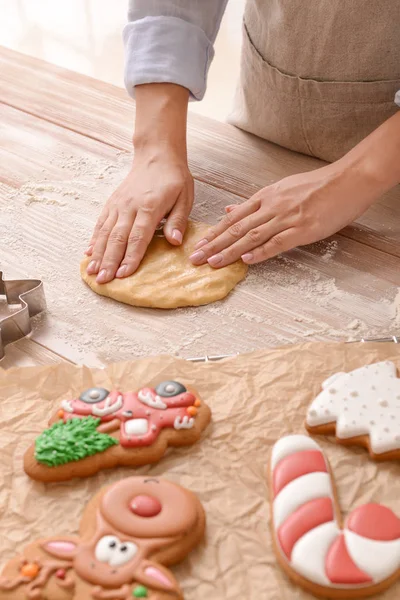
[0,47,399,368]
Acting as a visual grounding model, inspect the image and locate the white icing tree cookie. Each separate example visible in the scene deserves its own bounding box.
[305,361,400,459]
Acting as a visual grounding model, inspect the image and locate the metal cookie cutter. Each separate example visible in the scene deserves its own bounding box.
[0,271,46,360]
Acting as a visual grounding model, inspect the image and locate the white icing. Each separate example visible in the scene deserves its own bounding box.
[125,418,148,436]
[174,415,195,430]
[138,390,167,410]
[344,529,400,583]
[306,361,400,454]
[291,522,340,586]
[273,472,332,529]
[270,435,320,470]
[61,399,74,413]
[322,372,346,390]
[92,394,123,417]
[95,535,138,567]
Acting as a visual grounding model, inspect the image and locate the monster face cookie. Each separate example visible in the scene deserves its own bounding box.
[305,361,400,460]
[0,477,205,600]
[269,435,400,598]
[24,381,211,481]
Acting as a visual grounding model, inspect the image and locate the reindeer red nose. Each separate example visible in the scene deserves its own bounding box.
[130,495,162,517]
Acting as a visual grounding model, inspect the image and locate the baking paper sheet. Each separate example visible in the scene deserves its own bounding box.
[1,342,400,599]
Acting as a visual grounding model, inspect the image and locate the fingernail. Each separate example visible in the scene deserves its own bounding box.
[172,229,183,244]
[194,238,208,250]
[96,269,108,283]
[208,253,224,267]
[116,265,127,278]
[241,253,253,263]
[189,250,206,265]
[87,260,98,275]
[225,205,235,213]
[85,245,94,256]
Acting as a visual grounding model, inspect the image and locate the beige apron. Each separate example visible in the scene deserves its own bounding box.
[229,0,400,162]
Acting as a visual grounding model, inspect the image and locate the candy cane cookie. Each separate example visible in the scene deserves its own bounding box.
[269,435,400,598]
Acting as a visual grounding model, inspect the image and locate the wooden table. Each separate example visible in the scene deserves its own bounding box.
[0,46,399,369]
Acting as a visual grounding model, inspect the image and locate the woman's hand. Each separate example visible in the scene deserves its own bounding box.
[190,111,400,268]
[86,82,191,283]
[86,149,193,283]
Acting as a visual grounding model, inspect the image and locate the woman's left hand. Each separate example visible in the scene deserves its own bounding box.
[189,160,382,267]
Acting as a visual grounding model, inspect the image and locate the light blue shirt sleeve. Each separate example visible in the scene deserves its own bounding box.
[123,0,229,100]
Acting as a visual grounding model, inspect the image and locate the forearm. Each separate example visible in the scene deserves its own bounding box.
[133,83,189,158]
[124,0,229,100]
[337,111,400,196]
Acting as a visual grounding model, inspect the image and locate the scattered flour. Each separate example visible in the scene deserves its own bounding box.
[392,288,400,329]
[1,145,399,365]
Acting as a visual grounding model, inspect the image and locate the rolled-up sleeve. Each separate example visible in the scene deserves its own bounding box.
[123,0,229,100]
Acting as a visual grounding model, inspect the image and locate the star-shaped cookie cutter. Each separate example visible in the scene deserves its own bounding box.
[0,271,46,360]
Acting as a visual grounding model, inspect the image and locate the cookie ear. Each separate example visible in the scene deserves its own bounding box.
[41,539,78,559]
[135,559,181,593]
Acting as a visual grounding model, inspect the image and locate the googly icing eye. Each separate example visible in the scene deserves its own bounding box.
[109,542,138,566]
[95,535,120,562]
[79,387,110,404]
[155,381,187,398]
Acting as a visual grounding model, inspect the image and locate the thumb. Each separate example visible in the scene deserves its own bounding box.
[164,193,192,246]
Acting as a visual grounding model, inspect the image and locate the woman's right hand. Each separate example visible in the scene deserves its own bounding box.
[85,83,192,284]
[86,148,193,283]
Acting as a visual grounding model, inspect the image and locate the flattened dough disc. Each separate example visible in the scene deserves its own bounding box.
[80,221,248,309]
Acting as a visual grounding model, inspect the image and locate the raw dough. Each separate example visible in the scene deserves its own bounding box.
[80,221,248,309]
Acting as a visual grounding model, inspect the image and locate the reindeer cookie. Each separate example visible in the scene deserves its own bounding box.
[305,361,400,460]
[0,476,205,599]
[24,380,211,482]
[269,435,400,598]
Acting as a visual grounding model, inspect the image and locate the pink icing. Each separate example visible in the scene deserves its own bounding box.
[273,450,327,496]
[278,497,334,559]
[145,566,172,587]
[346,504,400,541]
[326,534,372,584]
[64,388,197,448]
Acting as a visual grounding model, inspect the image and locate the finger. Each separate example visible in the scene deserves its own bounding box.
[200,218,283,268]
[85,207,109,256]
[191,197,260,260]
[242,228,297,264]
[95,213,137,284]
[192,211,272,266]
[225,204,239,213]
[117,209,161,277]
[164,187,193,246]
[87,213,117,276]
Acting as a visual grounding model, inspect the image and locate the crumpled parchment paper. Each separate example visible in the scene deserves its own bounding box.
[1,342,400,599]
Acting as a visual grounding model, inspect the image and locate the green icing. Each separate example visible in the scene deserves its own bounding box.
[133,586,148,598]
[34,416,118,467]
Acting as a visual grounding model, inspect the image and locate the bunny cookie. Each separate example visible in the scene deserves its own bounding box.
[0,477,205,599]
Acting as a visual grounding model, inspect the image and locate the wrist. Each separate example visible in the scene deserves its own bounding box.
[133,83,189,158]
[338,111,400,195]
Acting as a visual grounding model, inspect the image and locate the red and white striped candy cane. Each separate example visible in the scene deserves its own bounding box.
[269,435,400,598]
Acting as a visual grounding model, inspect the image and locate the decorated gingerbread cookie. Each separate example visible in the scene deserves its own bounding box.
[305,361,400,460]
[0,476,205,600]
[24,381,211,481]
[269,435,400,598]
